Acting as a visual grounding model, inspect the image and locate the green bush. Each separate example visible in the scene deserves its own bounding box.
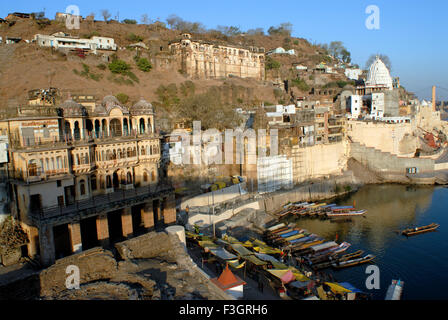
[115,93,129,104]
[291,77,310,91]
[122,19,137,24]
[265,56,281,70]
[127,33,144,42]
[108,60,131,74]
[97,63,107,70]
[136,57,152,72]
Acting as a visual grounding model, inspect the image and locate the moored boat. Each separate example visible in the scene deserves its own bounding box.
[327,209,367,217]
[400,223,439,236]
[331,254,375,269]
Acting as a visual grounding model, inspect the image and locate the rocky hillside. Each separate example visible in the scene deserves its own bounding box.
[0,17,351,115]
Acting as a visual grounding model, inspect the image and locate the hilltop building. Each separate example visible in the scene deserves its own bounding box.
[347,56,400,119]
[0,94,175,266]
[33,32,117,54]
[169,33,265,80]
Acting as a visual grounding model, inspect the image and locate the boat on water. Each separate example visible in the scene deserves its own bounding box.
[327,209,367,217]
[331,254,375,269]
[385,280,404,300]
[401,223,439,236]
[311,250,364,269]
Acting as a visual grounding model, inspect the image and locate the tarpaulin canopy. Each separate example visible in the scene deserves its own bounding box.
[251,239,267,246]
[242,255,268,266]
[324,282,352,294]
[310,241,338,252]
[198,240,219,249]
[255,253,280,264]
[227,259,246,269]
[209,248,238,260]
[284,233,305,242]
[267,269,310,282]
[280,270,295,284]
[289,280,311,289]
[230,243,254,257]
[338,282,363,293]
[252,246,283,255]
[266,223,285,231]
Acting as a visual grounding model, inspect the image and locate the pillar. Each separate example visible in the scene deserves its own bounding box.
[163,194,177,225]
[38,224,55,267]
[68,222,82,253]
[96,214,109,246]
[27,226,40,259]
[121,207,133,237]
[141,201,154,229]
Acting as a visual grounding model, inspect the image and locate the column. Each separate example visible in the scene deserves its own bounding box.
[38,224,56,267]
[96,214,109,247]
[121,207,133,237]
[163,194,177,225]
[68,222,82,254]
[27,226,40,259]
[141,202,154,229]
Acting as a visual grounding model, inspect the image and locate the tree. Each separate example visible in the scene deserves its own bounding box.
[246,28,265,36]
[217,25,242,36]
[265,56,281,70]
[328,41,344,59]
[268,22,293,37]
[123,19,137,24]
[141,14,150,25]
[341,48,351,63]
[165,14,206,33]
[101,9,111,22]
[108,60,131,74]
[115,93,129,104]
[365,54,392,71]
[136,58,152,72]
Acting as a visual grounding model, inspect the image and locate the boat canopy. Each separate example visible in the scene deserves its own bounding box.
[324,282,352,294]
[289,280,311,289]
[230,243,254,256]
[255,253,280,264]
[338,282,363,293]
[242,255,268,266]
[209,248,238,260]
[331,206,354,210]
[266,223,285,231]
[280,230,299,238]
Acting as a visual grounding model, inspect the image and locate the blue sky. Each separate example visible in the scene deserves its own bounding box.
[1,0,447,100]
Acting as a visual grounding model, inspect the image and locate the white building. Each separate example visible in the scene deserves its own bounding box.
[345,68,363,80]
[33,32,117,53]
[349,95,362,118]
[371,92,385,118]
[365,56,393,90]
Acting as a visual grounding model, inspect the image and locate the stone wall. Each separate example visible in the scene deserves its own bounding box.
[291,141,348,184]
[350,141,434,174]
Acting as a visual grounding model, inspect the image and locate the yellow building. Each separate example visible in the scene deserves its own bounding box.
[1,95,176,266]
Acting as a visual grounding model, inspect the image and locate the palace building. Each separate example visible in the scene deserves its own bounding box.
[0,93,175,266]
[169,33,265,80]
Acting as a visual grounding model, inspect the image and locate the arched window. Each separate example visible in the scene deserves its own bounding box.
[127,147,132,157]
[151,171,156,181]
[141,146,145,156]
[143,171,148,182]
[127,172,132,184]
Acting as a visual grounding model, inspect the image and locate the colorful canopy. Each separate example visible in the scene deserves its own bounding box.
[209,248,238,260]
[324,282,352,294]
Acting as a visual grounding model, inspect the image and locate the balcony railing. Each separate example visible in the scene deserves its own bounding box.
[29,184,173,224]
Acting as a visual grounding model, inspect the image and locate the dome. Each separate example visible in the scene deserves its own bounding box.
[101,95,129,114]
[59,99,86,117]
[130,98,154,115]
[366,56,393,90]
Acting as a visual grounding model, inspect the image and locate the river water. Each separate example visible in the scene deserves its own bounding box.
[287,184,448,300]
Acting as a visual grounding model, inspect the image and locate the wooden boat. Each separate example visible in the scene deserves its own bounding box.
[385,279,404,300]
[311,250,364,270]
[327,209,367,217]
[401,223,439,236]
[331,254,375,269]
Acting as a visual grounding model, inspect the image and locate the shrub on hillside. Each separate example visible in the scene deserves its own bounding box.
[127,33,144,42]
[123,19,137,24]
[136,58,152,72]
[108,60,131,74]
[115,93,129,104]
